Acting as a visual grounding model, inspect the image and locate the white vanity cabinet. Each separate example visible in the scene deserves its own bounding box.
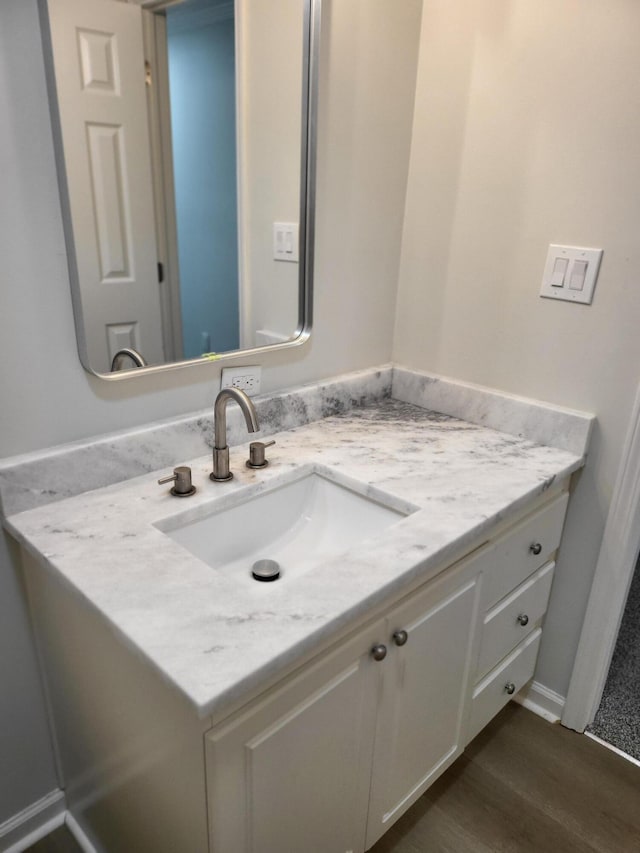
[206,555,483,853]
[16,481,573,853]
[6,373,589,853]
[204,490,569,853]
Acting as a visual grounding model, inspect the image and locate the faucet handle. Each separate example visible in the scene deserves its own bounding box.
[246,440,276,470]
[158,466,196,497]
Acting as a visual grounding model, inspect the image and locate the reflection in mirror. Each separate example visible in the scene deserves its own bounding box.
[40,0,318,376]
[166,0,242,359]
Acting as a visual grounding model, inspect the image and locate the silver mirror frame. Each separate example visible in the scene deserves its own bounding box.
[40,0,321,380]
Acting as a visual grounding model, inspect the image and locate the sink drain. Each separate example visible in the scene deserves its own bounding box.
[251,559,281,582]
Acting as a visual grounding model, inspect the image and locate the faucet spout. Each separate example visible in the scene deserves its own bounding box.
[211,387,260,481]
[110,347,147,371]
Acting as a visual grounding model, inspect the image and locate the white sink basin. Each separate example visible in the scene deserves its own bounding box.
[158,470,413,586]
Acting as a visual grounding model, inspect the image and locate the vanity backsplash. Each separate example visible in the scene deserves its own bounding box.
[0,365,592,519]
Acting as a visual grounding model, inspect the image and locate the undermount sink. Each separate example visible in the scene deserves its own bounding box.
[157,469,414,586]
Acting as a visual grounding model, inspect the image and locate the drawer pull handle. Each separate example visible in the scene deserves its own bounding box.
[505,682,516,695]
[371,644,387,662]
[517,613,529,627]
[392,630,408,647]
[529,542,542,556]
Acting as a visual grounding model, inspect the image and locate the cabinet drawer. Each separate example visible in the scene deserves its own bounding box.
[467,629,541,744]
[481,493,568,609]
[477,562,554,679]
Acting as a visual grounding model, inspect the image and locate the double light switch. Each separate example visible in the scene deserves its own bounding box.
[273,222,299,263]
[540,245,603,304]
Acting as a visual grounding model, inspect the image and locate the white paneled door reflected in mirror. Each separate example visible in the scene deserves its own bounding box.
[40,0,319,377]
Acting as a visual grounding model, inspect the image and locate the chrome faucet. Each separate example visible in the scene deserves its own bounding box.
[211,387,259,481]
[110,347,147,371]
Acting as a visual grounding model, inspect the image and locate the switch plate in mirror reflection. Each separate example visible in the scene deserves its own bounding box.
[40,0,321,378]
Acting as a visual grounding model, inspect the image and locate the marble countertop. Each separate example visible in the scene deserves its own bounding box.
[6,399,585,720]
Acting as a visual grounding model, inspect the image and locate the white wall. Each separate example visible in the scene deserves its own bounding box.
[237,0,303,345]
[0,0,422,826]
[394,0,640,696]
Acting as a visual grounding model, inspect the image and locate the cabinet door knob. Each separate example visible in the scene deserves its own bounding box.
[529,542,542,556]
[392,630,408,647]
[504,682,516,695]
[371,644,387,662]
[517,613,529,627]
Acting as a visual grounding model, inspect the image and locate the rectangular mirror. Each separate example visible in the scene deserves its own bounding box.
[39,0,319,377]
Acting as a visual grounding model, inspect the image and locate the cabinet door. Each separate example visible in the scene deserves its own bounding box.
[205,622,383,853]
[366,572,479,848]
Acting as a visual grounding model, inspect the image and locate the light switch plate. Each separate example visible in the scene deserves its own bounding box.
[540,244,603,305]
[273,222,299,263]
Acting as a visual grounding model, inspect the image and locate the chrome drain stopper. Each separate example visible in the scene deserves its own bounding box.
[251,559,281,582]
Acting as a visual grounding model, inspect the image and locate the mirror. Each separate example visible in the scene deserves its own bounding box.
[39,0,319,377]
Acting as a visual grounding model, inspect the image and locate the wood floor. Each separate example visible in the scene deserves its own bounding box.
[370,703,640,853]
[24,704,640,853]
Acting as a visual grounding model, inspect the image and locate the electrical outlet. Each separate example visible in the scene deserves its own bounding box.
[220,366,262,396]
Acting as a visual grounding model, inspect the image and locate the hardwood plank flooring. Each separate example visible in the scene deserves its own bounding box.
[24,704,640,853]
[370,703,640,853]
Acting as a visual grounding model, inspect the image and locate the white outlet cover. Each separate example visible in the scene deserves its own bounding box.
[540,244,603,305]
[220,366,262,397]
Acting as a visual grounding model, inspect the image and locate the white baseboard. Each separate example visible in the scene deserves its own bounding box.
[0,789,65,853]
[66,811,99,853]
[0,793,100,853]
[513,679,565,723]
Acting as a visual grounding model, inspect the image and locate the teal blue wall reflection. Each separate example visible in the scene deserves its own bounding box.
[167,4,239,357]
